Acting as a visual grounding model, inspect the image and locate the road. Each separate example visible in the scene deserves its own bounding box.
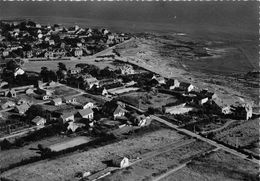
[125,103,259,165]
[150,115,259,165]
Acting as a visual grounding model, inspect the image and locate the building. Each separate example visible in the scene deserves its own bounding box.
[1,100,15,110]
[63,96,77,104]
[5,89,16,98]
[198,97,209,105]
[179,82,194,92]
[74,48,83,57]
[131,114,151,127]
[82,102,94,109]
[117,64,135,75]
[25,88,34,95]
[103,101,126,119]
[14,67,25,77]
[84,77,99,89]
[167,79,180,90]
[31,116,46,126]
[152,75,166,85]
[41,95,50,100]
[75,108,94,120]
[37,87,53,96]
[45,51,54,59]
[49,40,55,46]
[68,68,81,75]
[14,103,30,115]
[231,104,253,120]
[112,156,129,168]
[51,98,62,106]
[59,112,75,123]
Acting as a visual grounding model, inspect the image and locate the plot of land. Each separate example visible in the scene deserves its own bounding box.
[119,92,178,111]
[49,136,92,152]
[1,124,185,181]
[212,118,259,149]
[101,140,214,181]
[0,135,72,172]
[161,150,259,181]
[47,85,81,98]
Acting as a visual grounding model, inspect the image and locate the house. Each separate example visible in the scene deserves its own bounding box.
[49,40,55,46]
[89,86,108,96]
[167,79,180,90]
[179,82,194,92]
[51,98,62,106]
[59,112,75,123]
[14,103,30,115]
[47,81,56,87]
[74,48,83,57]
[26,51,33,58]
[41,95,50,100]
[231,104,253,120]
[67,122,85,132]
[117,64,135,75]
[63,96,77,104]
[45,51,54,59]
[0,81,8,88]
[68,68,81,75]
[31,116,46,126]
[3,50,10,57]
[103,101,126,119]
[6,89,16,98]
[112,156,129,168]
[152,75,166,85]
[1,100,15,110]
[131,114,151,127]
[198,97,209,105]
[14,67,25,77]
[37,87,53,96]
[75,108,94,120]
[82,102,94,109]
[84,77,99,89]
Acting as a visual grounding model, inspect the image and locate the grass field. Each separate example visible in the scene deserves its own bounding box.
[1,123,185,181]
[100,140,214,181]
[162,150,259,181]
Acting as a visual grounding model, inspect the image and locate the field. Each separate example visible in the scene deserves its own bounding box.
[119,92,178,111]
[0,135,72,172]
[100,140,214,181]
[161,150,259,181]
[47,85,81,98]
[1,122,186,181]
[212,118,259,153]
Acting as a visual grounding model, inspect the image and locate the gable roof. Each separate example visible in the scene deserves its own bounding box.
[31,116,45,124]
[77,108,93,117]
[52,98,62,103]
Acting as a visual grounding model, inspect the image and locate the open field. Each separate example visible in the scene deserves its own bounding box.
[212,118,259,151]
[1,123,186,181]
[100,140,214,181]
[47,85,81,98]
[161,150,259,181]
[119,91,178,111]
[0,135,72,172]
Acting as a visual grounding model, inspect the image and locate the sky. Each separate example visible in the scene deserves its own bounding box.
[0,1,258,35]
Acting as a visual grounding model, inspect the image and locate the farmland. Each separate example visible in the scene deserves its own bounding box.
[1,122,186,181]
[161,150,259,181]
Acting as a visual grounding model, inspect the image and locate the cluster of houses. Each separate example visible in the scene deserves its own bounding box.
[0,19,130,60]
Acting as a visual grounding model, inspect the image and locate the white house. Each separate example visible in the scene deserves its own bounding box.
[179,82,194,92]
[76,108,94,120]
[14,68,25,77]
[82,102,94,109]
[31,116,46,126]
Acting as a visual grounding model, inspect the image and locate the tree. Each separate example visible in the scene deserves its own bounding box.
[58,62,67,71]
[6,60,19,71]
[40,67,49,82]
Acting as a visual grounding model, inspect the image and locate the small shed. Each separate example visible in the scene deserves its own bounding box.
[112,156,130,168]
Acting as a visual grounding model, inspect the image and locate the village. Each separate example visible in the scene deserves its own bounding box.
[0,20,258,181]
